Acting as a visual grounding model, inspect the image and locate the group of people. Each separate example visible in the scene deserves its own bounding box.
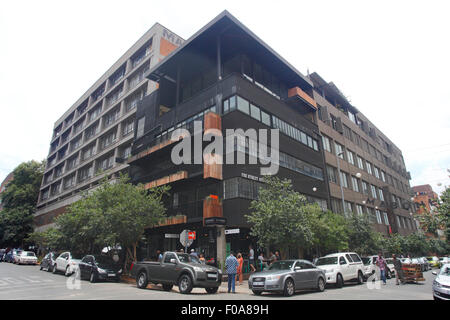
[375,252,405,285]
[225,245,281,293]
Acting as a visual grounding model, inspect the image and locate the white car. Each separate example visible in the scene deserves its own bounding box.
[362,256,394,280]
[316,252,365,287]
[432,264,450,300]
[17,251,38,265]
[53,251,82,276]
[439,257,450,267]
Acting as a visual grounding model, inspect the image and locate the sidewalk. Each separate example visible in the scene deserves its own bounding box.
[219,280,250,294]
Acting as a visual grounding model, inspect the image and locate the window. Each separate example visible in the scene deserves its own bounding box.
[383,212,389,225]
[371,185,377,199]
[82,144,95,161]
[136,117,145,138]
[250,104,260,121]
[78,165,94,182]
[366,161,372,175]
[347,150,355,165]
[98,155,114,171]
[327,165,337,184]
[340,171,349,188]
[89,105,102,122]
[322,136,332,153]
[351,176,360,192]
[104,108,120,128]
[100,130,117,149]
[344,201,353,215]
[381,170,386,182]
[362,181,369,195]
[374,166,380,179]
[356,204,364,216]
[350,254,361,263]
[122,118,134,136]
[335,142,344,158]
[357,156,364,170]
[378,188,385,201]
[375,210,382,224]
[261,110,271,126]
[110,66,125,86]
[122,145,132,159]
[237,96,249,114]
[85,122,99,140]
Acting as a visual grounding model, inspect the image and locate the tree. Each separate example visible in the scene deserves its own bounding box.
[309,209,349,256]
[346,213,382,255]
[246,176,314,259]
[437,187,450,241]
[415,210,444,237]
[0,160,44,248]
[54,174,168,272]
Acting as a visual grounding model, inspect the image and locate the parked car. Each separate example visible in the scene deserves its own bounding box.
[78,254,122,283]
[4,250,15,263]
[362,256,394,280]
[316,252,364,288]
[427,256,441,268]
[439,257,450,267]
[53,252,82,276]
[16,251,38,265]
[420,257,431,271]
[12,250,23,264]
[40,252,58,272]
[432,264,450,300]
[248,259,326,296]
[130,251,222,294]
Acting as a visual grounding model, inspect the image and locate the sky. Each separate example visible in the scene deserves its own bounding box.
[0,0,449,195]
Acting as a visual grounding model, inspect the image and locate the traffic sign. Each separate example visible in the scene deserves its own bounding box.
[180,229,194,248]
[188,231,196,240]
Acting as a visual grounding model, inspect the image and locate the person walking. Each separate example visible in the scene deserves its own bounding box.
[248,245,256,272]
[392,254,404,285]
[376,252,387,285]
[225,252,239,293]
[236,253,244,285]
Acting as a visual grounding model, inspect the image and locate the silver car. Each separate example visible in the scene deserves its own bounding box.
[248,259,326,297]
[432,263,450,301]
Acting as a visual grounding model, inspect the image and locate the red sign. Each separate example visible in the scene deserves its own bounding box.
[188,231,196,240]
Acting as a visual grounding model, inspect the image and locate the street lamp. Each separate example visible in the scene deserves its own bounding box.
[312,187,317,192]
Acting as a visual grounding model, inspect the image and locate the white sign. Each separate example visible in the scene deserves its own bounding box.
[180,230,194,247]
[165,234,179,239]
[225,228,240,235]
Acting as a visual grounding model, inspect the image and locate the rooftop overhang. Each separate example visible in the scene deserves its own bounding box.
[146,10,313,91]
[309,72,359,114]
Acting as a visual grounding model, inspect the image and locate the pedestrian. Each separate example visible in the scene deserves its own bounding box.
[225,251,239,293]
[156,250,163,261]
[376,252,387,285]
[236,253,244,285]
[269,251,277,265]
[392,254,404,285]
[275,250,281,261]
[248,245,256,272]
[190,248,198,257]
[199,253,206,264]
[257,252,267,271]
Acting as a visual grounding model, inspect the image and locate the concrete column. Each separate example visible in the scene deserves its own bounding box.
[216,226,226,272]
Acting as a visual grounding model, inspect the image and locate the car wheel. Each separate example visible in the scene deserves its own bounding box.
[90,272,97,283]
[205,287,219,294]
[40,265,43,270]
[335,274,344,288]
[137,271,148,289]
[283,278,295,297]
[357,271,364,284]
[162,284,173,291]
[317,277,325,292]
[52,264,57,274]
[47,265,53,273]
[178,274,193,294]
[252,290,262,296]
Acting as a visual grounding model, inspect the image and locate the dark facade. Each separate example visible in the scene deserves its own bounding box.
[128,11,328,263]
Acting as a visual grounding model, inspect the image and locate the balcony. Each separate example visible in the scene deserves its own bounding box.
[287,86,317,111]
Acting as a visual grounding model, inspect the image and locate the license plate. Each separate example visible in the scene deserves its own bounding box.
[253,281,264,286]
[108,274,116,277]
[207,274,217,279]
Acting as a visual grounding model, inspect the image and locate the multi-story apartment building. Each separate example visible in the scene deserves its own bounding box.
[413,184,439,214]
[127,11,328,263]
[310,72,417,236]
[34,23,184,231]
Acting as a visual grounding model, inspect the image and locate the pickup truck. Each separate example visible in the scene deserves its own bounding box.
[130,251,222,294]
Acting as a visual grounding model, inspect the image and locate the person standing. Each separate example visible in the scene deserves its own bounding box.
[275,250,281,261]
[392,254,404,285]
[225,252,239,293]
[190,249,198,258]
[156,250,163,261]
[257,252,267,271]
[248,245,256,272]
[269,251,277,265]
[236,253,244,285]
[199,253,206,264]
[376,252,387,285]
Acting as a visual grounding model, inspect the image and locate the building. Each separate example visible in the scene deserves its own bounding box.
[412,184,439,214]
[310,72,417,236]
[128,11,329,263]
[0,172,14,211]
[34,23,184,231]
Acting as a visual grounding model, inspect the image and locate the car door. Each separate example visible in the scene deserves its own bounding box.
[345,254,357,279]
[293,261,308,288]
[160,253,177,282]
[339,256,351,280]
[58,253,68,271]
[79,256,91,279]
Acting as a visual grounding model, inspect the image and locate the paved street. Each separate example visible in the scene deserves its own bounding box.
[0,262,435,300]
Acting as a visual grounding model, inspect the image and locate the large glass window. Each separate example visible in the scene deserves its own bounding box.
[261,110,271,126]
[237,96,249,114]
[136,117,145,138]
[250,104,261,121]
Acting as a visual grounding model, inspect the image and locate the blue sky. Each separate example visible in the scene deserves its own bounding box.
[0,0,449,194]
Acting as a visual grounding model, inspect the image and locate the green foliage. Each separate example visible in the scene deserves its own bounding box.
[0,160,44,247]
[246,176,314,255]
[309,209,349,256]
[346,213,382,255]
[437,187,450,241]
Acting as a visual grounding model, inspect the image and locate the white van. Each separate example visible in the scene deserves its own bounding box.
[316,252,365,288]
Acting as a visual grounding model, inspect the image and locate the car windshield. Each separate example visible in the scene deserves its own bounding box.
[176,254,200,264]
[362,257,371,265]
[26,252,35,257]
[316,257,338,266]
[440,267,450,276]
[268,261,294,270]
[93,255,118,265]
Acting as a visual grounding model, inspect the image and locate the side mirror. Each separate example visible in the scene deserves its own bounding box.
[432,271,437,275]
[170,258,177,264]
[294,266,301,271]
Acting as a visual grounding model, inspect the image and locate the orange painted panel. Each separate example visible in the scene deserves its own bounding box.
[288,87,317,109]
[203,196,223,225]
[160,37,178,57]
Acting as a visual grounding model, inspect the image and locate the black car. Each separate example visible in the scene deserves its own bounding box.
[40,252,58,272]
[78,254,122,283]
